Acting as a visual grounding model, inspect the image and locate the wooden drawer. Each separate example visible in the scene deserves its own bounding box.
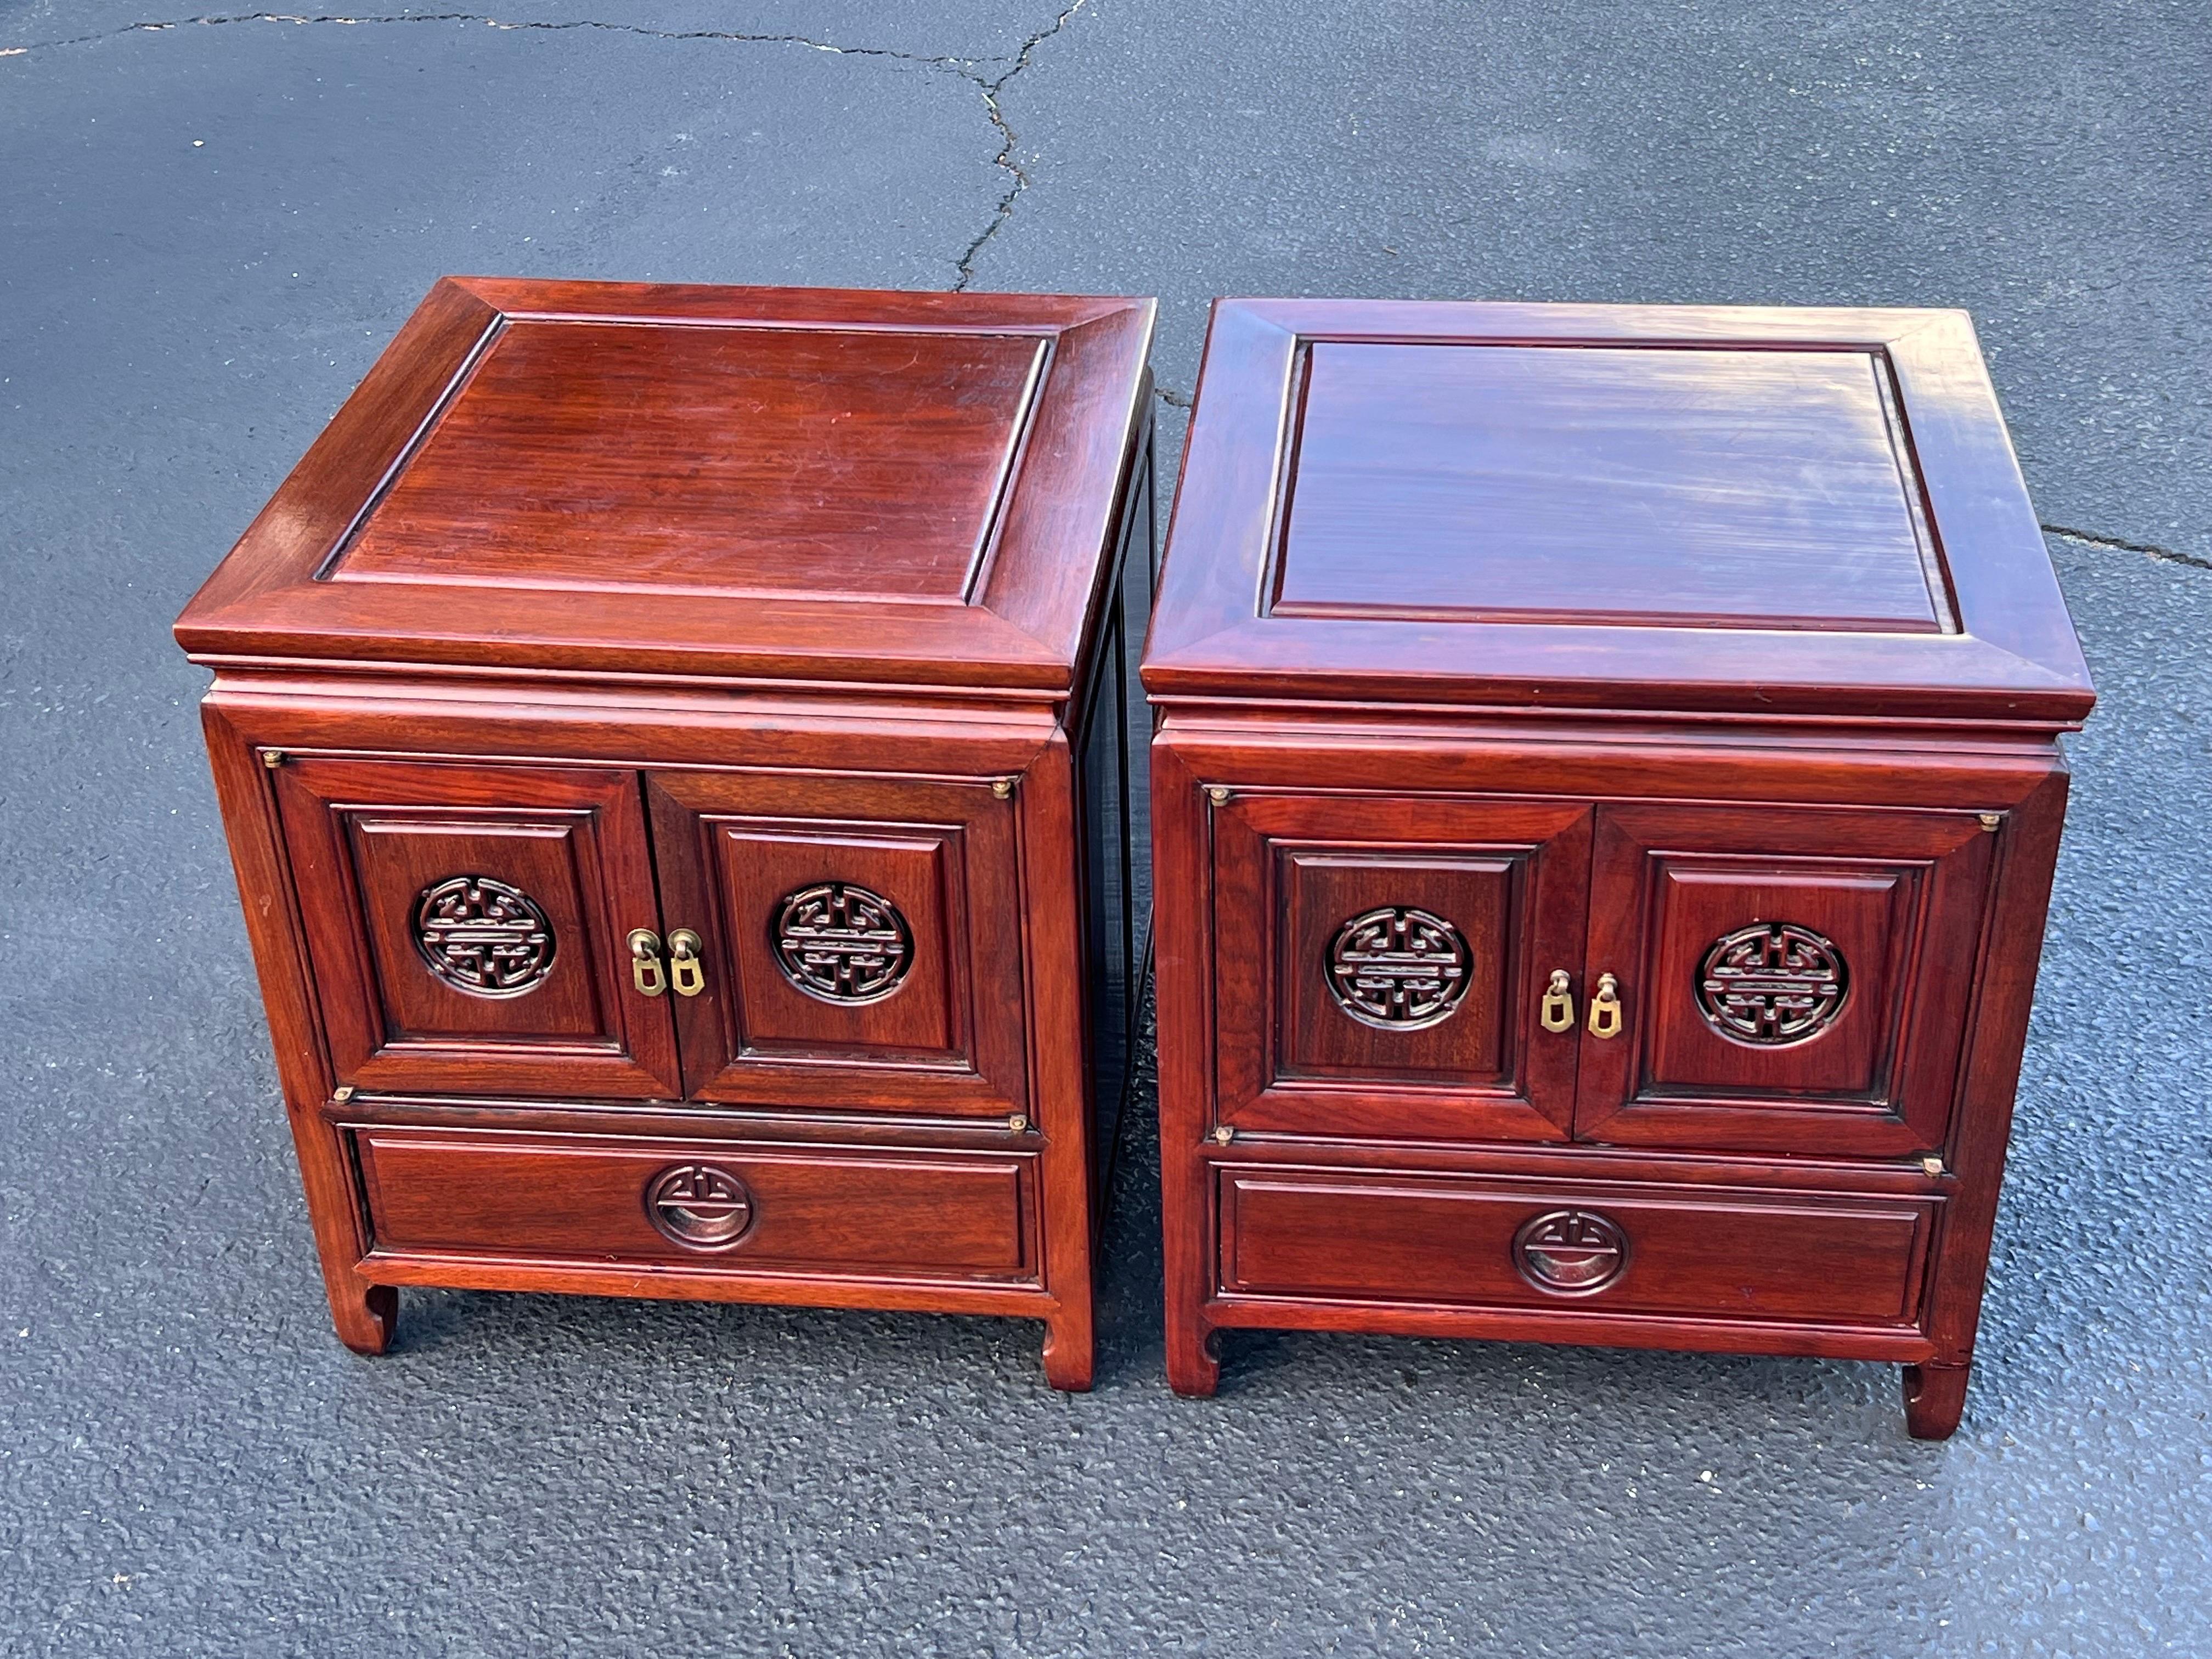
[354,1128,1040,1286]
[1218,1165,1938,1329]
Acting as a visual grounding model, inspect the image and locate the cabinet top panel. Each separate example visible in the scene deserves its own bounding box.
[176,278,1155,693]
[1144,300,2092,725]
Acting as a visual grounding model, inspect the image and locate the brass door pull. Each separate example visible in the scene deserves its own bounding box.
[668,929,707,997]
[1539,969,1576,1032]
[1588,973,1623,1039]
[628,929,668,997]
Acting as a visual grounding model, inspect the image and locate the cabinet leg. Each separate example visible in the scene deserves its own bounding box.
[330,1280,398,1356]
[1901,1362,1971,1440]
[1166,1321,1221,1398]
[1041,1310,1094,1393]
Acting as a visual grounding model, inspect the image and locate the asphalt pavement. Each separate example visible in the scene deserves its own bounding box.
[3,3,2208,1655]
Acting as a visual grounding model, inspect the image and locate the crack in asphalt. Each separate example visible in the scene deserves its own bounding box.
[0,12,976,66]
[0,4,1092,289]
[951,0,1088,291]
[2042,523,2211,573]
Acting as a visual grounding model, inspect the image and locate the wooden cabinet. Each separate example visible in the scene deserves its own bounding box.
[1144,299,2093,1436]
[177,278,1156,1389]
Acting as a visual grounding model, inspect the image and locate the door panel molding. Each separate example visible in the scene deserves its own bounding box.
[646,770,1029,1116]
[272,755,682,1098]
[1210,792,1593,1143]
[1575,803,1994,1155]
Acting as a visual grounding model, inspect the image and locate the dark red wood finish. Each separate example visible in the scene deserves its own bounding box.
[644,769,1030,1117]
[1148,301,2092,723]
[1211,792,1591,1143]
[271,755,684,1100]
[1144,299,2090,1436]
[354,1127,1041,1286]
[177,278,1152,691]
[178,279,1156,1389]
[1220,1166,1938,1330]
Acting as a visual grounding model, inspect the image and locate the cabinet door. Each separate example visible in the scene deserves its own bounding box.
[1574,803,1996,1156]
[645,771,1028,1118]
[273,757,682,1099]
[1210,792,1593,1142]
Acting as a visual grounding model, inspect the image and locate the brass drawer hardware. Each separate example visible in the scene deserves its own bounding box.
[1540,969,1576,1032]
[1587,973,1623,1039]
[668,929,707,997]
[627,928,667,997]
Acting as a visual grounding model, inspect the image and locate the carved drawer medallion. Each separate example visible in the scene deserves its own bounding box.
[411,875,556,997]
[644,1163,756,1251]
[1512,1209,1629,1295]
[772,881,914,1004]
[1324,905,1472,1030]
[1696,921,1849,1046]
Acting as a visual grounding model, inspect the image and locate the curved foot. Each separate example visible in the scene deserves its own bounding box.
[1902,1362,1970,1440]
[1042,1314,1094,1392]
[332,1282,398,1356]
[1167,1323,1221,1398]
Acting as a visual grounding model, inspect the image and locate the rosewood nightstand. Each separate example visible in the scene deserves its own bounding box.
[1142,299,2093,1436]
[176,278,1156,1390]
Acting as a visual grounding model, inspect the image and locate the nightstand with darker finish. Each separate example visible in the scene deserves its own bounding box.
[1142,300,2092,1436]
[176,278,1156,1390]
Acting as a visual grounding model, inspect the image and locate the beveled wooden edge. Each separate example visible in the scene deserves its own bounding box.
[449,275,1144,331]
[178,278,503,629]
[176,278,1158,696]
[1142,298,2095,725]
[1880,309,2093,713]
[974,301,1158,670]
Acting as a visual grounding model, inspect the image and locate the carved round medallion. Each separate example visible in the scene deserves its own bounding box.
[645,1164,755,1251]
[1696,921,1849,1045]
[772,882,913,1004]
[1324,906,1472,1030]
[411,876,555,997]
[1513,1210,1629,1296]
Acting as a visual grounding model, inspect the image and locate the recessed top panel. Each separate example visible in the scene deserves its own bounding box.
[332,319,1046,602]
[1276,343,1947,633]
[173,279,1156,691]
[1142,300,2095,724]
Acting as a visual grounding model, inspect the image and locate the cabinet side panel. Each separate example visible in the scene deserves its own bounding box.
[1073,425,1156,1211]
[1923,764,2072,1365]
[199,702,392,1352]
